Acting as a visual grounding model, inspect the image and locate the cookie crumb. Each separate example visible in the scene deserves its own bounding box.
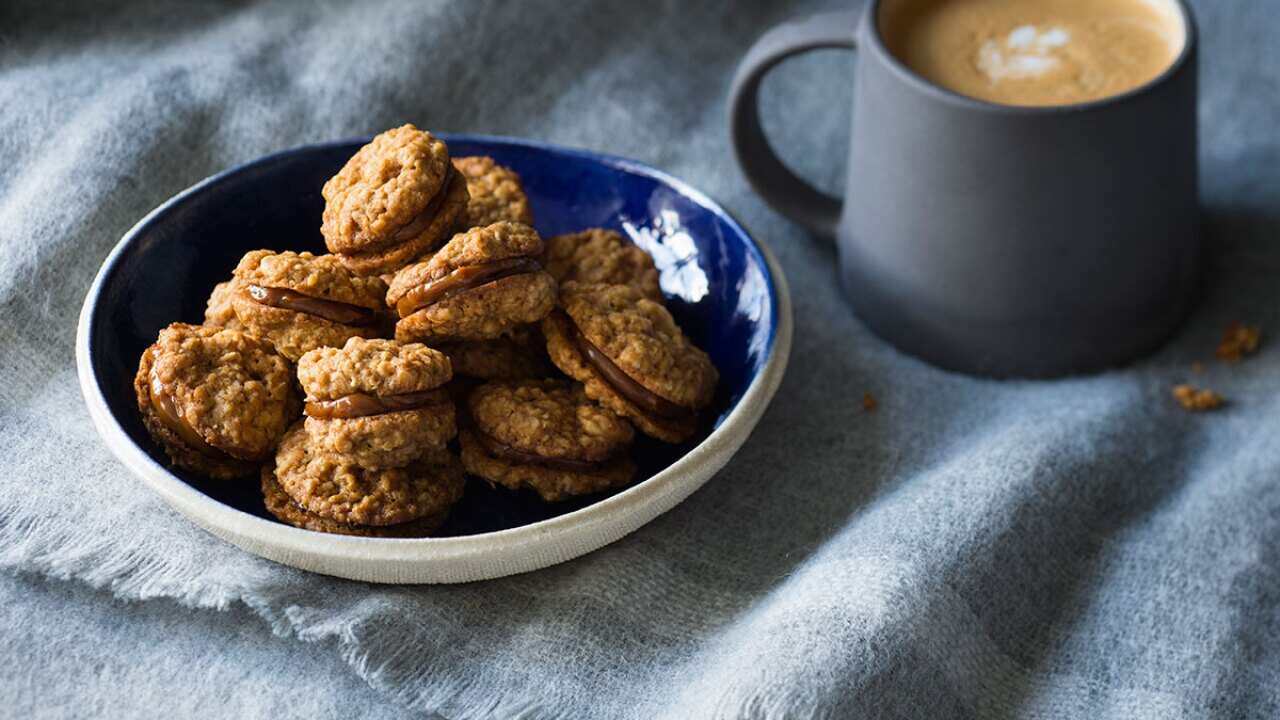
[1190,361,1205,374]
[862,392,878,413]
[1172,384,1225,412]
[1216,322,1261,363]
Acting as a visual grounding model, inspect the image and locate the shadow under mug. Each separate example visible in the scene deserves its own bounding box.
[729,0,1200,378]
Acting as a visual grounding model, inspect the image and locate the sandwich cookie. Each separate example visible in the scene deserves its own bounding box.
[542,228,662,302]
[271,423,465,529]
[297,338,456,470]
[134,323,298,479]
[387,221,557,343]
[230,250,387,361]
[542,282,717,443]
[452,155,533,228]
[459,379,635,502]
[260,460,451,537]
[203,280,243,330]
[322,125,469,276]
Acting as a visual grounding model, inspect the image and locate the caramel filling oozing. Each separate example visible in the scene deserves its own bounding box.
[148,368,233,461]
[558,311,694,421]
[394,257,543,317]
[473,427,611,473]
[247,285,377,326]
[386,166,455,244]
[305,388,450,420]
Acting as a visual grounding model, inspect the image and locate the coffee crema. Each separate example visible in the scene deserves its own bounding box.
[878,0,1185,107]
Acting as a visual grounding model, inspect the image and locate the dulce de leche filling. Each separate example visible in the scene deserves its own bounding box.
[148,368,233,461]
[305,388,449,420]
[246,285,377,326]
[473,428,612,473]
[394,257,544,317]
[387,166,455,244]
[557,312,694,421]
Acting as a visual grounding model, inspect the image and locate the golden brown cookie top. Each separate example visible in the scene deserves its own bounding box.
[274,424,464,526]
[321,124,452,255]
[541,312,696,443]
[468,379,633,462]
[559,282,717,410]
[261,466,449,537]
[144,323,296,459]
[232,250,387,310]
[334,174,470,277]
[453,156,533,227]
[458,429,636,502]
[203,280,242,329]
[543,229,661,301]
[392,272,558,344]
[297,337,452,401]
[386,221,545,304]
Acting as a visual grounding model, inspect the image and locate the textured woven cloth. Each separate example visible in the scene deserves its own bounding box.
[3,1,1279,718]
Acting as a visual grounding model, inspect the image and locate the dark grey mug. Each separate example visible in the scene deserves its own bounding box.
[729,1,1200,378]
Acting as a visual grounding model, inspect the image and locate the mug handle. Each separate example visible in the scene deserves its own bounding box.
[728,11,859,239]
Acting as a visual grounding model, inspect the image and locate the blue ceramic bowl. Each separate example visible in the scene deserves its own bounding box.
[77,135,791,583]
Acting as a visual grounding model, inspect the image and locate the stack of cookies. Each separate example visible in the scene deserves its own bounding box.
[135,123,719,538]
[320,125,469,277]
[262,338,464,537]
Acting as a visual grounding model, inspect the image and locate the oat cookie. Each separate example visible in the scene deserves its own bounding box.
[203,280,242,329]
[230,250,387,361]
[543,228,662,301]
[274,424,465,526]
[388,221,557,343]
[542,282,717,442]
[323,125,468,275]
[298,338,456,469]
[336,176,469,276]
[134,323,298,479]
[459,379,635,501]
[438,324,554,380]
[261,465,449,537]
[453,156,533,228]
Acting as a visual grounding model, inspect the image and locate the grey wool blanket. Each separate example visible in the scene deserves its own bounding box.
[3,1,1280,718]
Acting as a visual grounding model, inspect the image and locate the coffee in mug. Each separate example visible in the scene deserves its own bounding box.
[878,0,1186,107]
[729,0,1199,376]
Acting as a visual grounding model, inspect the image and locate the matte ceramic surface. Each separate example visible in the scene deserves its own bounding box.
[77,134,792,584]
[729,1,1200,378]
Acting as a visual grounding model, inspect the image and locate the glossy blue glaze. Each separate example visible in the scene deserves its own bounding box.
[85,135,779,535]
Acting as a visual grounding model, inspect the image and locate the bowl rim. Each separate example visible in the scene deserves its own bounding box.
[75,133,793,576]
